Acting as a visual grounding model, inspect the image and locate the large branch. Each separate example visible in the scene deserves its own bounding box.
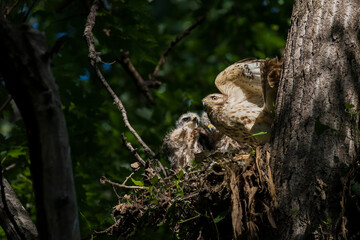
[0,17,80,240]
[0,172,38,240]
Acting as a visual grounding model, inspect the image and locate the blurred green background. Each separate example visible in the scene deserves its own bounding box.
[0,0,292,239]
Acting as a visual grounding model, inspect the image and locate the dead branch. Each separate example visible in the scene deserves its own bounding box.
[151,15,206,80]
[119,15,205,103]
[122,172,135,185]
[118,50,157,104]
[100,176,146,190]
[155,158,168,178]
[3,0,19,18]
[121,133,147,167]
[83,0,155,157]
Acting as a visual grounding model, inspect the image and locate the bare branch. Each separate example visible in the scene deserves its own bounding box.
[83,0,155,157]
[151,15,206,80]
[155,158,168,178]
[3,0,19,18]
[118,15,205,101]
[118,50,156,104]
[121,133,147,167]
[83,0,99,67]
[122,172,135,185]
[100,176,146,190]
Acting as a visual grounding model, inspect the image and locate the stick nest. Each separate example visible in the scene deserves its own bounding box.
[96,145,277,239]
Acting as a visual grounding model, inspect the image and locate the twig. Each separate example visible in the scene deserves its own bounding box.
[121,134,147,167]
[100,176,146,190]
[155,158,168,178]
[151,15,206,80]
[122,172,135,185]
[178,192,199,201]
[118,50,157,104]
[94,218,120,236]
[4,0,19,18]
[0,95,12,114]
[4,163,16,172]
[118,15,206,102]
[83,0,155,157]
[112,185,121,200]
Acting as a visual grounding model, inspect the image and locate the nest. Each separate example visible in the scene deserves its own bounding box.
[95,145,277,240]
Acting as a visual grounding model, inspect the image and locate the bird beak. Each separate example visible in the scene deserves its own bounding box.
[202,98,208,106]
[207,124,216,132]
[190,116,199,124]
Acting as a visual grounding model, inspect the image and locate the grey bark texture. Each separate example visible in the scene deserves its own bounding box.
[0,175,38,240]
[271,0,360,239]
[0,17,80,240]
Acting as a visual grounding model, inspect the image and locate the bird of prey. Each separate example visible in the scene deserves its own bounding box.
[200,112,241,152]
[162,112,209,171]
[202,58,282,146]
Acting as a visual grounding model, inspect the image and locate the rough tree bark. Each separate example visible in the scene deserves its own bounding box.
[0,17,80,240]
[0,174,38,240]
[271,0,360,239]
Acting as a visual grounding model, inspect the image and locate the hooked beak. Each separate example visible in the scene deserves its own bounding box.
[191,116,200,125]
[202,98,208,106]
[207,124,216,132]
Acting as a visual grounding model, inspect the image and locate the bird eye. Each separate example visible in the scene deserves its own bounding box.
[211,96,218,100]
[182,117,190,122]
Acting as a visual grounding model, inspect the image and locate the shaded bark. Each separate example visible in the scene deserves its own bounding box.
[0,173,38,240]
[271,0,360,239]
[0,17,80,240]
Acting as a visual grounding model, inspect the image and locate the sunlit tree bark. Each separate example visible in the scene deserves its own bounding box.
[271,0,360,238]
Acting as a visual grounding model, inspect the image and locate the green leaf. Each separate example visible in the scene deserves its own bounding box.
[131,178,144,186]
[150,175,159,185]
[177,170,184,180]
[345,103,355,109]
[157,221,165,227]
[251,131,267,136]
[7,147,28,159]
[213,214,226,223]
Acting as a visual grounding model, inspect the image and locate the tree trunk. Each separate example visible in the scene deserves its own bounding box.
[0,175,38,240]
[0,17,80,240]
[271,0,360,239]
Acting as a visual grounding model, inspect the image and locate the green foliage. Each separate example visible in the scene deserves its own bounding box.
[1,0,292,238]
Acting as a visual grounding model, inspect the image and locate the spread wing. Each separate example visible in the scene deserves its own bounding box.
[214,58,264,102]
[261,57,283,112]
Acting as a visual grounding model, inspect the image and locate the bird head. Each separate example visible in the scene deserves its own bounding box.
[202,93,226,109]
[176,112,200,128]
